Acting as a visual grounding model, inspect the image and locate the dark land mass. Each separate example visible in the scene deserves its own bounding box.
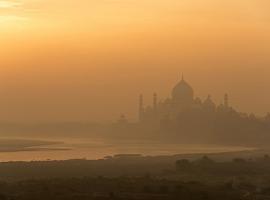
[0,177,251,200]
[0,150,260,180]
[0,150,269,199]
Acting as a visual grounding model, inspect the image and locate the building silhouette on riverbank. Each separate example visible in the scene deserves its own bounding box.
[138,75,232,124]
[114,75,270,146]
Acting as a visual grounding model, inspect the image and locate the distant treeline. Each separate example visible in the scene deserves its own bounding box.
[174,155,270,180]
[0,153,269,181]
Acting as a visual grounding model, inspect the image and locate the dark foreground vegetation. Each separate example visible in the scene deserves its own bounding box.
[1,152,270,199]
[0,177,251,200]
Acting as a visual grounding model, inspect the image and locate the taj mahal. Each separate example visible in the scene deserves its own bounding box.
[138,75,231,124]
[115,75,270,145]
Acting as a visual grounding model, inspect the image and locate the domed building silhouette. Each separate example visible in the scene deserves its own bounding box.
[172,75,194,103]
[114,76,270,146]
[138,75,230,123]
[171,75,194,110]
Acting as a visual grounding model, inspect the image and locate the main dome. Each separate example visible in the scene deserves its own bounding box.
[172,78,194,102]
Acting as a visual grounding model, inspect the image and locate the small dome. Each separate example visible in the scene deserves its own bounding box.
[172,78,194,101]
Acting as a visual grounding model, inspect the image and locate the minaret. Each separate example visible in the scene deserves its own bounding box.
[139,94,144,122]
[224,93,229,108]
[153,93,157,112]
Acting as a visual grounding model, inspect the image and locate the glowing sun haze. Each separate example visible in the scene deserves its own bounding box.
[0,0,270,122]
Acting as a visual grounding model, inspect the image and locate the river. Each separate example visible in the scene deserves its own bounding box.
[0,137,254,162]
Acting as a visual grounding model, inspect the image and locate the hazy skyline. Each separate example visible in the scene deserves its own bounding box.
[0,0,270,122]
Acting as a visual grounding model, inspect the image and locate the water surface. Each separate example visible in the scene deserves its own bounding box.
[0,137,254,162]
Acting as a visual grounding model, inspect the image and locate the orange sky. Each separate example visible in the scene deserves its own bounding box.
[0,0,270,122]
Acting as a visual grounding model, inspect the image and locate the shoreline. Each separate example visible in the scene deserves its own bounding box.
[0,148,260,163]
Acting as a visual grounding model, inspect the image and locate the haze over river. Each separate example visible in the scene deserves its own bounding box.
[0,137,254,162]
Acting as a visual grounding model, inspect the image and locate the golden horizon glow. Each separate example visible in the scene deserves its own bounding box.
[0,0,21,8]
[0,0,270,122]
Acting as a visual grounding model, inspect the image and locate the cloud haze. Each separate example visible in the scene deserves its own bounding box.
[0,0,269,122]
